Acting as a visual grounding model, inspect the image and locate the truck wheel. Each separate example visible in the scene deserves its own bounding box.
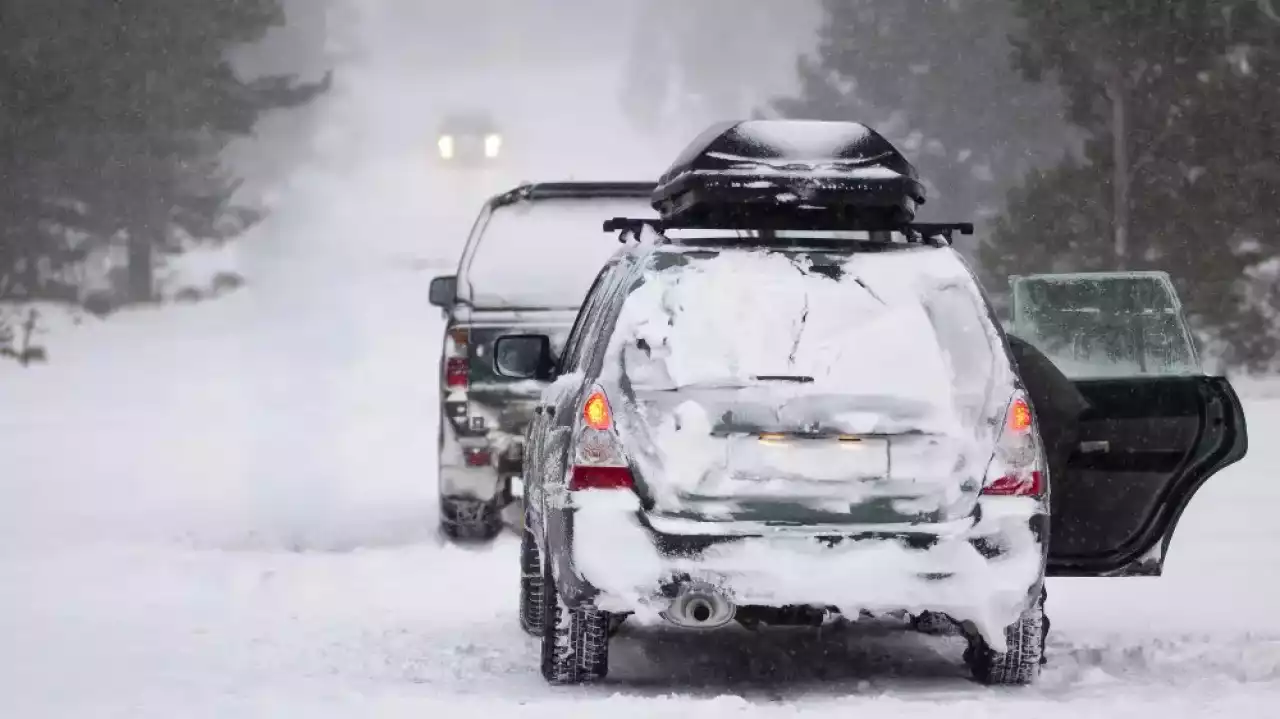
[964,593,1045,686]
[440,496,503,542]
[540,557,611,684]
[518,507,543,636]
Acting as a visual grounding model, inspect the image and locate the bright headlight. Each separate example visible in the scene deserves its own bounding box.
[438,135,455,159]
[484,133,502,158]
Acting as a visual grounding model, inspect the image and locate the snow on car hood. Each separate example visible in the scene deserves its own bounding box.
[600,244,1014,512]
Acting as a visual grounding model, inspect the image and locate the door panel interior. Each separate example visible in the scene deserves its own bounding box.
[1047,376,1246,576]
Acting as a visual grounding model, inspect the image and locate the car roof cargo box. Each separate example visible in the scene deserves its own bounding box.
[651,120,926,230]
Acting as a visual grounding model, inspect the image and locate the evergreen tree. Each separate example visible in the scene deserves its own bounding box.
[0,0,328,307]
[769,0,1072,229]
[982,0,1280,367]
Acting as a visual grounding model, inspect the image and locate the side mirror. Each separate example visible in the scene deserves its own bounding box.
[429,275,457,308]
[493,334,556,381]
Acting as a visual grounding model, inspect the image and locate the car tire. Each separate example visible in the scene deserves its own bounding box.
[540,556,611,685]
[964,592,1045,686]
[440,496,503,543]
[518,506,543,636]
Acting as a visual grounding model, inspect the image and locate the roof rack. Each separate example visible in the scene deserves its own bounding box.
[602,216,973,246]
[488,181,658,209]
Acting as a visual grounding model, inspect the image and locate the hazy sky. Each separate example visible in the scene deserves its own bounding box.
[228,0,822,201]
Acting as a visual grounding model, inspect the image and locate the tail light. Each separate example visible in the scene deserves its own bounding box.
[981,391,1044,497]
[444,328,469,389]
[569,388,634,491]
[463,447,491,467]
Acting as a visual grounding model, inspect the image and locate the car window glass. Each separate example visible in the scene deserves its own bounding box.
[1010,272,1203,379]
[559,265,613,374]
[580,261,642,378]
[920,282,997,425]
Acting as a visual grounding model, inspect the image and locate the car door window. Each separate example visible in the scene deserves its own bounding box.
[1009,271,1201,379]
[558,264,614,375]
[577,260,641,378]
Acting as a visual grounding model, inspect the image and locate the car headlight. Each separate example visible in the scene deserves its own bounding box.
[484,133,502,158]
[438,135,455,160]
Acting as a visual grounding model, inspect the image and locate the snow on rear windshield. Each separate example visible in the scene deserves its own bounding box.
[605,244,1001,425]
[466,197,657,309]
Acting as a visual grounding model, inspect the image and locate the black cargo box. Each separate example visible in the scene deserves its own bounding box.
[651,120,926,230]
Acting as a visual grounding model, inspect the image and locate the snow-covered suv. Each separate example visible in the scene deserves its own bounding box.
[497,120,1249,686]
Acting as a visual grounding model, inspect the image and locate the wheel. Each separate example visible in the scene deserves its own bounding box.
[540,556,611,684]
[440,496,503,542]
[964,592,1046,686]
[518,507,543,636]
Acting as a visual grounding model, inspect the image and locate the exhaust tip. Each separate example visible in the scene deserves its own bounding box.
[662,582,735,629]
[690,601,712,623]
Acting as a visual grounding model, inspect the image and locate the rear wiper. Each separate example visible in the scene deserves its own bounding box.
[753,375,814,383]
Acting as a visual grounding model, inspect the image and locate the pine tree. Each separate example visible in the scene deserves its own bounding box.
[769,0,1072,229]
[982,0,1280,367]
[0,0,328,308]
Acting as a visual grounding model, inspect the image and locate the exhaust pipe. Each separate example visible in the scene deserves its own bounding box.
[662,582,735,629]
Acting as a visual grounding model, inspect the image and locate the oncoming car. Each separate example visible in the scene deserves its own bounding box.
[497,120,1249,686]
[435,110,504,166]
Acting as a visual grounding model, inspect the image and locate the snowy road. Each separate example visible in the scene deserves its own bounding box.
[2,272,1280,718]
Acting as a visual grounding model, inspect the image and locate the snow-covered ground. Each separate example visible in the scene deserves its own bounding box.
[3,259,1280,717]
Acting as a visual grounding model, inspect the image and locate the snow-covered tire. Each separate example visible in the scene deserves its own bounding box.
[965,595,1045,686]
[440,496,503,543]
[540,558,611,685]
[518,508,543,636]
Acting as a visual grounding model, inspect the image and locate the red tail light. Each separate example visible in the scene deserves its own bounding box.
[443,327,470,389]
[569,465,634,490]
[445,357,469,388]
[981,471,1042,496]
[569,387,632,491]
[981,391,1044,497]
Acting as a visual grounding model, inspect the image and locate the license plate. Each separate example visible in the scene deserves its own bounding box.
[729,436,890,482]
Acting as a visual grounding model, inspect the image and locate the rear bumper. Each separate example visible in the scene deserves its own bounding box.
[438,417,523,502]
[548,492,1046,645]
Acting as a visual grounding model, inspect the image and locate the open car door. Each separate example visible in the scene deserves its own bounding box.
[1008,271,1249,577]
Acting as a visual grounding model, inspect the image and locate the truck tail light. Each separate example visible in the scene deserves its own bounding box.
[444,327,469,390]
[445,357,469,389]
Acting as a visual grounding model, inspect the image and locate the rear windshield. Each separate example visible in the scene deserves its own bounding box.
[466,197,657,309]
[605,245,1001,424]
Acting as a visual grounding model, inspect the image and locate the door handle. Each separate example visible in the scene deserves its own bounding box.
[1079,440,1110,453]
